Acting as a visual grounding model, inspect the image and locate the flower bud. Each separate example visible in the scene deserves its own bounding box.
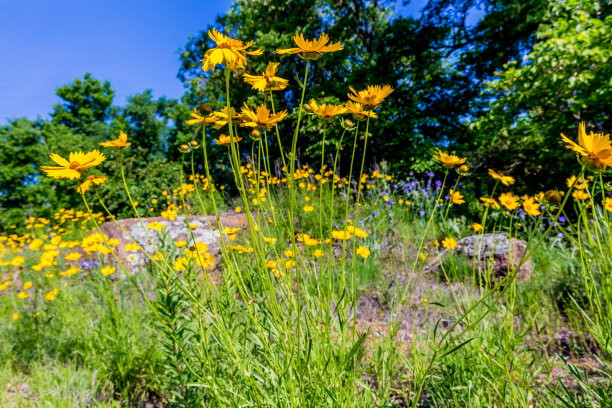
[544,190,561,204]
[251,129,261,139]
[199,103,212,114]
[189,140,200,149]
[178,144,192,154]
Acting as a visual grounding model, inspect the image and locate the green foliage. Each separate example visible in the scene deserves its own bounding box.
[471,0,612,190]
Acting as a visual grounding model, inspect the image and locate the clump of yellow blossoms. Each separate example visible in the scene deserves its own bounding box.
[347,85,394,110]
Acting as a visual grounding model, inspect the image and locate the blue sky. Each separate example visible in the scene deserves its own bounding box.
[0,0,481,125]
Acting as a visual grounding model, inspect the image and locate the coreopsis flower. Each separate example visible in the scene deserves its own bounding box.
[561,122,612,170]
[174,240,187,248]
[206,107,242,129]
[441,237,457,250]
[101,266,115,276]
[308,99,347,120]
[147,222,164,231]
[480,197,501,209]
[604,197,612,212]
[243,62,288,92]
[356,246,370,258]
[100,131,131,148]
[347,85,394,110]
[201,28,263,71]
[186,108,207,125]
[344,101,377,121]
[332,230,351,240]
[215,134,243,145]
[488,169,515,186]
[41,150,106,179]
[276,32,343,60]
[572,190,589,201]
[303,204,314,212]
[566,175,587,189]
[346,225,368,238]
[240,104,287,130]
[434,150,467,168]
[522,197,541,217]
[449,189,465,205]
[472,223,483,232]
[499,192,520,210]
[77,175,108,194]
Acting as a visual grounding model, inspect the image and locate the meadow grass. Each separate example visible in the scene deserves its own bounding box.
[1,31,611,407]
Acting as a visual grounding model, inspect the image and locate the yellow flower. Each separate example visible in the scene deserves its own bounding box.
[347,85,393,110]
[276,32,343,60]
[561,122,612,170]
[17,292,29,299]
[441,237,457,250]
[240,104,287,130]
[303,204,314,212]
[604,197,612,212]
[12,312,20,320]
[77,175,108,194]
[573,190,589,201]
[101,266,115,276]
[58,267,79,277]
[41,150,106,179]
[480,197,501,209]
[309,99,347,119]
[459,164,469,173]
[147,222,164,231]
[107,238,120,246]
[174,257,188,271]
[125,243,141,251]
[100,130,131,148]
[419,252,426,261]
[223,227,240,241]
[313,249,323,257]
[45,288,59,300]
[263,237,277,244]
[206,107,241,129]
[265,260,278,269]
[284,259,296,269]
[235,206,242,213]
[23,281,32,290]
[346,226,368,238]
[10,256,25,266]
[229,244,253,253]
[522,197,541,217]
[345,101,377,121]
[499,192,520,211]
[243,62,289,92]
[152,252,165,261]
[449,189,465,205]
[174,240,187,248]
[356,246,370,258]
[215,134,243,146]
[201,28,263,71]
[186,108,207,125]
[471,223,483,232]
[434,150,467,168]
[488,169,515,186]
[332,230,352,240]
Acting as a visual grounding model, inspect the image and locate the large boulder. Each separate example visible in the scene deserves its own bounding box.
[98,212,247,270]
[425,233,532,283]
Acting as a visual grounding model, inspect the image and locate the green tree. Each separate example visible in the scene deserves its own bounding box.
[471,0,612,190]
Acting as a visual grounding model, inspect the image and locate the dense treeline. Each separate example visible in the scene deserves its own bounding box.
[1,0,610,230]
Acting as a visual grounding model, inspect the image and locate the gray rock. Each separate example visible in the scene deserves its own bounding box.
[425,233,532,283]
[98,212,247,270]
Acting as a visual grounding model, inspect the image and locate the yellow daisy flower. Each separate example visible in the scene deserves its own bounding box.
[499,192,520,211]
[243,62,289,92]
[77,175,108,194]
[201,28,263,71]
[100,130,131,148]
[277,32,343,60]
[561,122,612,170]
[345,101,377,121]
[308,99,347,119]
[347,85,394,110]
[488,169,515,186]
[434,150,467,168]
[41,150,106,179]
[240,104,287,130]
[215,134,243,145]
